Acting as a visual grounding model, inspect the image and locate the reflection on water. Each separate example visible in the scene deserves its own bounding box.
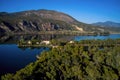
[0,34,120,44]
[0,34,74,44]
[0,34,74,76]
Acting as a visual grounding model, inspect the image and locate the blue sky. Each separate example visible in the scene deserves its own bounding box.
[0,0,120,23]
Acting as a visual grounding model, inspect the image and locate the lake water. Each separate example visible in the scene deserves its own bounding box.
[0,44,49,76]
[74,34,120,41]
[0,34,120,76]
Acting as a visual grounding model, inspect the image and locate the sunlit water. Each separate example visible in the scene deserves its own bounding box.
[74,34,120,41]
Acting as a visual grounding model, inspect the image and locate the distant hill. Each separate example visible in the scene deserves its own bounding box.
[0,9,119,35]
[91,21,120,33]
[92,21,120,27]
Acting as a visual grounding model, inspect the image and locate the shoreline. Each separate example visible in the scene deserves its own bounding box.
[2,31,111,36]
[110,32,120,34]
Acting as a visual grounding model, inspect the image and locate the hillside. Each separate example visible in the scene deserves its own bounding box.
[0,9,117,35]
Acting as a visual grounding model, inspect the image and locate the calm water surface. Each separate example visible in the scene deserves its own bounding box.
[0,34,120,76]
[75,34,120,41]
[0,44,49,75]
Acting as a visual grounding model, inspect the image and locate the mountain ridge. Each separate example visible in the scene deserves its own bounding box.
[92,21,120,27]
[0,9,119,35]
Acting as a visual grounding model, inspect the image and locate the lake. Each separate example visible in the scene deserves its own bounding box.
[0,34,120,76]
[0,44,49,76]
[74,34,120,41]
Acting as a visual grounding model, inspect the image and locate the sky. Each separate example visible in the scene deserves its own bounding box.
[0,0,120,23]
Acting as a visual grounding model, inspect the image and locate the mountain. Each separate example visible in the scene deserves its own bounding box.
[92,21,120,27]
[0,9,118,35]
[0,10,76,34]
[91,21,120,33]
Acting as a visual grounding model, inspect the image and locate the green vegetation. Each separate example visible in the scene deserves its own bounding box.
[1,39,120,80]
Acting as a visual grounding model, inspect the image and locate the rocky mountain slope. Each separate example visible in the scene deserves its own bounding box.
[0,9,117,35]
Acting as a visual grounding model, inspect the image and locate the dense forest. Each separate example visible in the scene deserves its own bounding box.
[1,39,120,80]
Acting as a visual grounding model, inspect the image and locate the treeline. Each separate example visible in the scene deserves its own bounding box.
[6,31,110,36]
[1,39,120,80]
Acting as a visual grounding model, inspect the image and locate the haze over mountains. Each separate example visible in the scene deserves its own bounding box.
[92,21,120,27]
[0,9,119,35]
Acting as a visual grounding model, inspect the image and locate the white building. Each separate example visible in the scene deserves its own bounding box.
[41,40,50,45]
[28,40,32,44]
[69,41,74,43]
